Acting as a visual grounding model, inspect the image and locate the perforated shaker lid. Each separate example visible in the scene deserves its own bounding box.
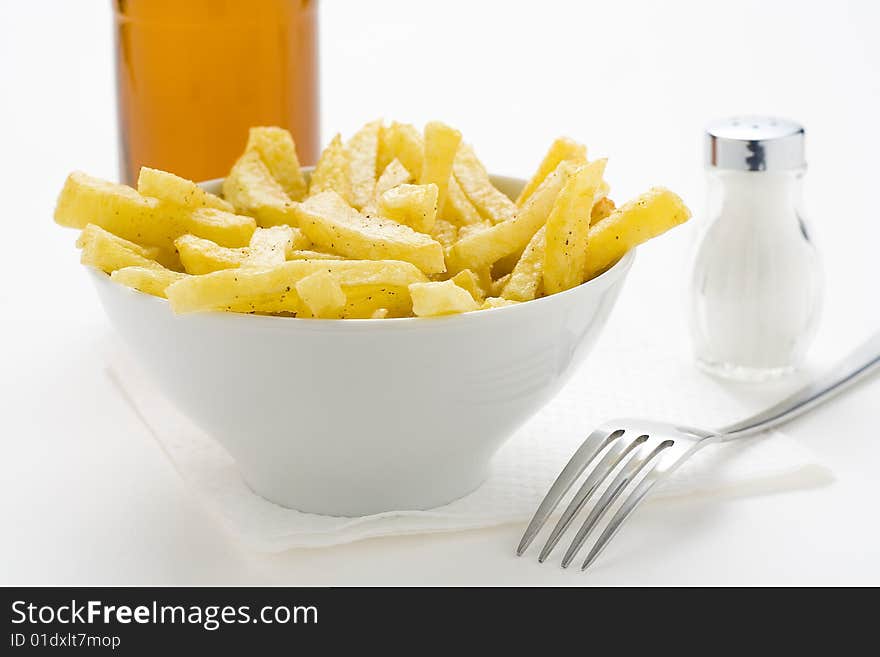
[705,116,805,171]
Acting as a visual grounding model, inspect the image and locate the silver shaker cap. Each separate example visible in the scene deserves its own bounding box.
[705,116,805,171]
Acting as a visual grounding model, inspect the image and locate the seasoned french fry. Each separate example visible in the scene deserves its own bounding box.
[516,137,587,207]
[167,259,427,314]
[55,172,256,250]
[110,266,187,298]
[343,285,413,318]
[77,224,166,273]
[451,269,485,303]
[543,159,607,294]
[420,121,461,213]
[584,187,691,280]
[490,273,511,297]
[409,280,479,317]
[288,249,346,260]
[246,126,307,201]
[294,191,446,274]
[176,234,247,274]
[453,144,516,224]
[442,176,483,226]
[377,183,438,234]
[377,122,423,178]
[591,196,616,225]
[176,226,310,274]
[308,133,352,204]
[137,167,233,213]
[296,270,347,318]
[430,218,459,251]
[363,159,412,214]
[223,150,297,227]
[446,161,573,273]
[244,225,297,268]
[346,119,383,210]
[502,225,545,301]
[481,296,519,310]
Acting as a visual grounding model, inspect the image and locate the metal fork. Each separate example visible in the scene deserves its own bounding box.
[517,331,880,571]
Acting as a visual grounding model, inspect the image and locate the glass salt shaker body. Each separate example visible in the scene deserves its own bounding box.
[689,117,823,381]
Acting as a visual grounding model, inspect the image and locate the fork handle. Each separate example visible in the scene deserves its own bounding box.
[716,331,880,440]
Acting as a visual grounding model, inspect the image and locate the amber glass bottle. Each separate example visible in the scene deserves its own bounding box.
[113,0,319,184]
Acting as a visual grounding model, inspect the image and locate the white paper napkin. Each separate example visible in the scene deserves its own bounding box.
[105,243,833,552]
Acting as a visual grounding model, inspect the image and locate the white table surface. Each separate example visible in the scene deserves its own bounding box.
[1,0,879,586]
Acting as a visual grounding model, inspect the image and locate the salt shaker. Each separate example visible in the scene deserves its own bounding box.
[689,116,823,381]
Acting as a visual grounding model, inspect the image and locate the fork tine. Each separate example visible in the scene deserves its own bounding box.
[537,435,648,563]
[580,465,665,571]
[560,439,674,568]
[516,427,623,556]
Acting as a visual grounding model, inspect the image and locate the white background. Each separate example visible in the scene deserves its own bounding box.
[1,0,879,585]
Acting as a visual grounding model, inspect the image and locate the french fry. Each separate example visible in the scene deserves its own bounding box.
[591,196,616,225]
[481,296,519,310]
[137,167,233,213]
[446,161,573,273]
[346,119,383,210]
[490,273,511,297]
[452,144,516,224]
[77,224,166,273]
[420,121,461,213]
[55,172,256,250]
[110,266,187,298]
[176,234,247,274]
[502,225,545,301]
[308,133,352,204]
[289,249,346,260]
[442,176,483,226]
[370,308,389,319]
[451,269,485,303]
[246,126,308,201]
[363,159,412,214]
[584,187,691,280]
[343,285,413,318]
[409,280,479,317]
[244,225,298,268]
[377,122,423,178]
[377,183,438,234]
[430,218,459,251]
[296,270,347,318]
[294,191,446,274]
[516,137,587,207]
[167,259,427,314]
[223,150,298,227]
[543,159,607,294]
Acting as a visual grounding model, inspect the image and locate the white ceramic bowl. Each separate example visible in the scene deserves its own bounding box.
[90,174,634,516]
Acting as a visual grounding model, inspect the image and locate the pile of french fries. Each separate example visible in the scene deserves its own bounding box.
[54,121,691,318]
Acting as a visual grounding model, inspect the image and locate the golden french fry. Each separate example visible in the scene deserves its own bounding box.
[137,167,233,213]
[288,249,346,260]
[244,225,297,268]
[77,224,166,273]
[363,159,412,214]
[584,187,691,280]
[502,225,545,301]
[377,122,423,178]
[346,119,383,210]
[246,126,308,201]
[591,196,616,225]
[409,280,479,317]
[430,217,459,251]
[294,191,445,274]
[453,144,516,224]
[490,273,511,297]
[342,285,413,318]
[451,269,485,303]
[481,296,519,310]
[167,258,427,314]
[543,159,607,294]
[516,137,587,207]
[111,266,188,298]
[308,133,352,204]
[377,183,438,234]
[223,150,297,227]
[176,226,310,274]
[55,172,256,250]
[295,270,347,318]
[176,234,247,274]
[446,161,573,273]
[442,176,483,226]
[420,121,461,212]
